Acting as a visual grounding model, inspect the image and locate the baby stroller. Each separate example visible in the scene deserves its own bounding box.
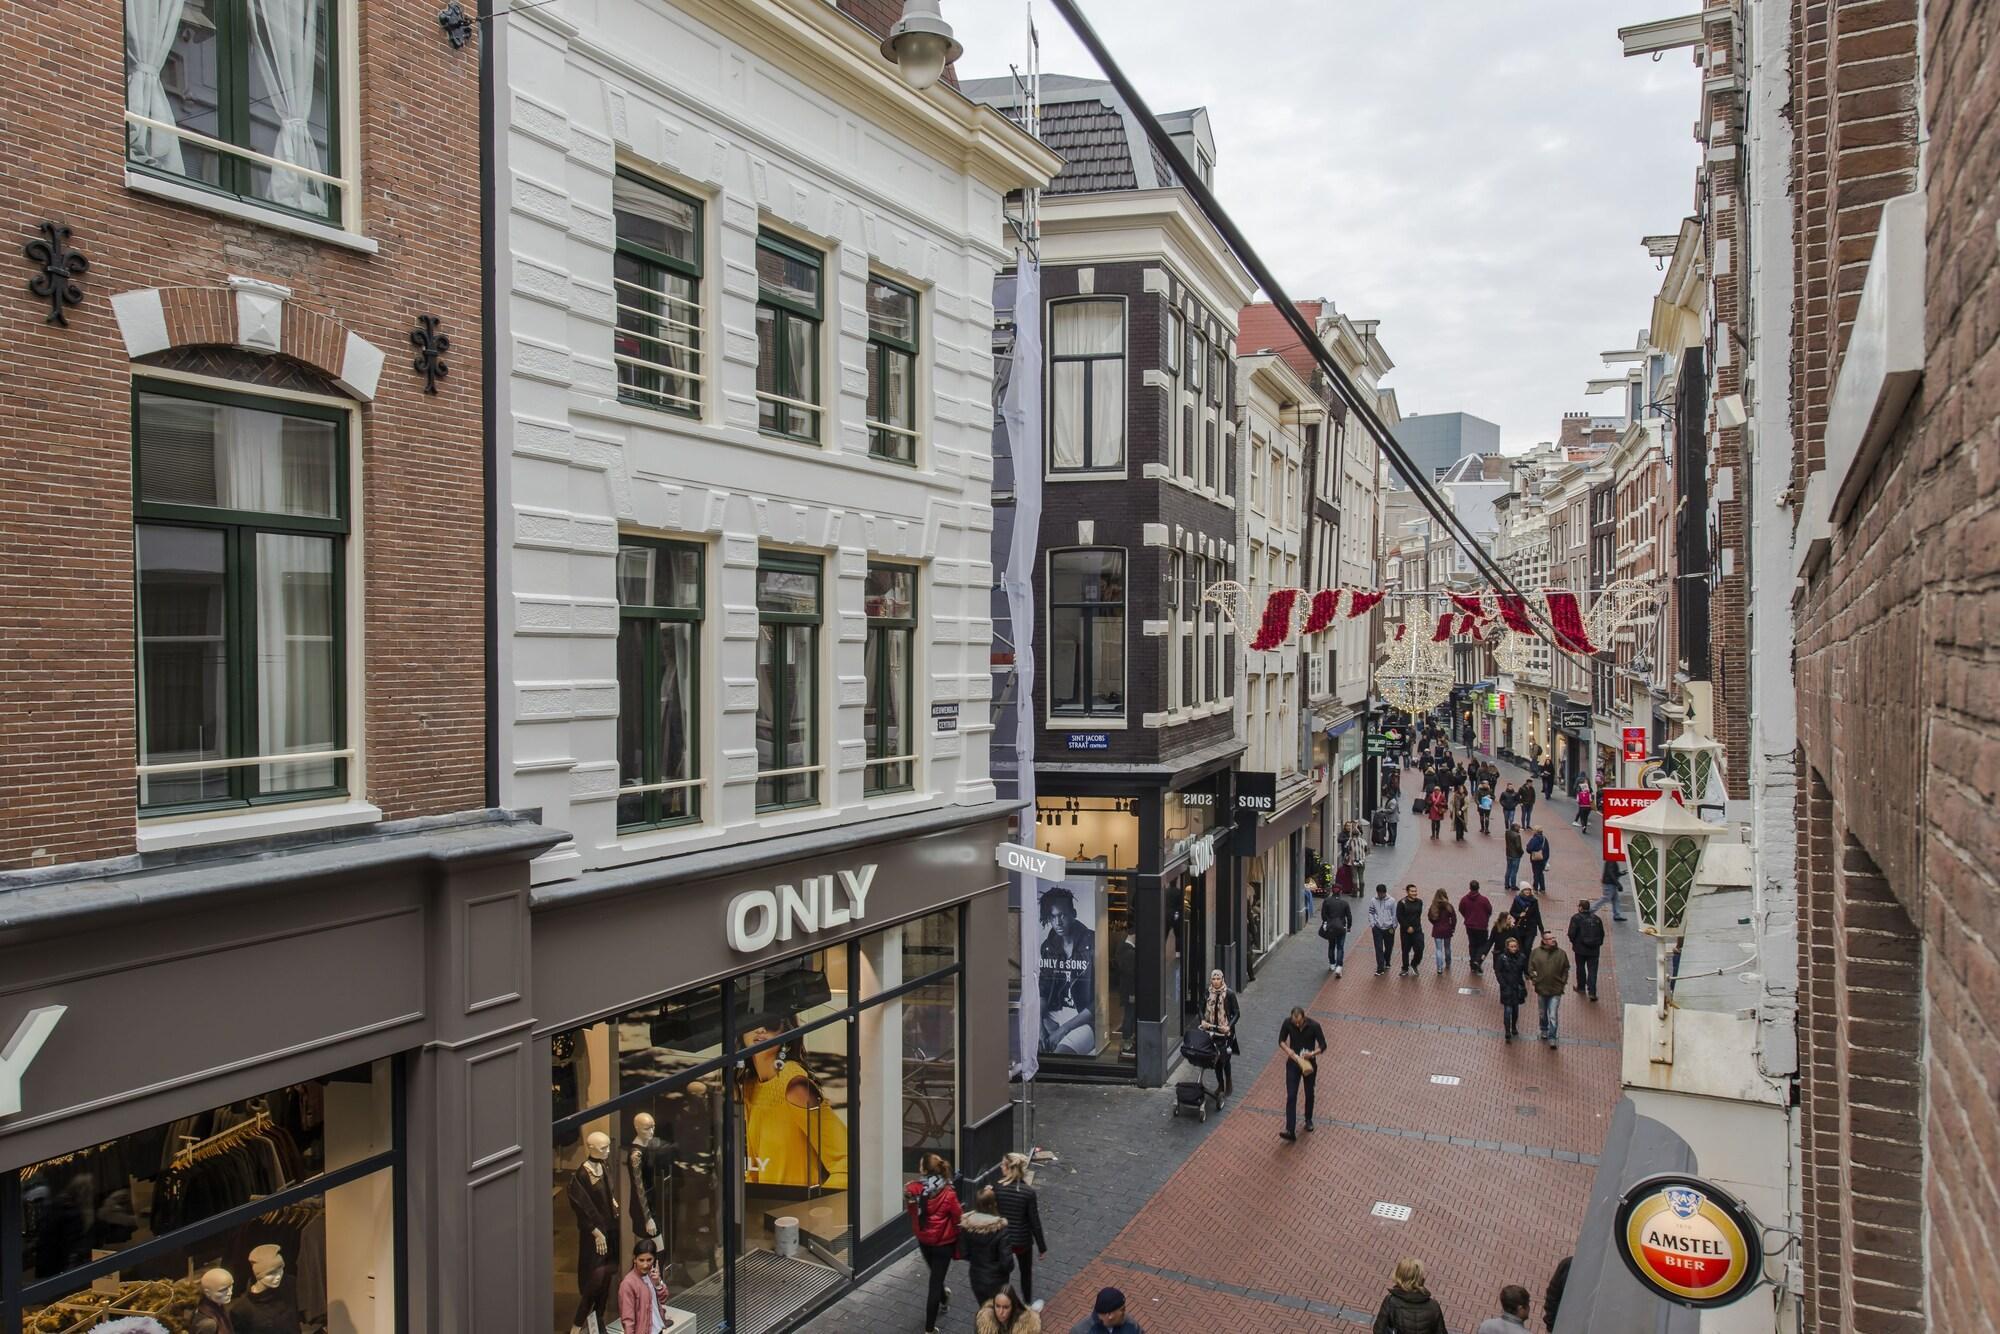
[1172,1025,1224,1121]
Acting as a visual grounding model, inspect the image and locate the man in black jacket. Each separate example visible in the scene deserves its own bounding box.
[1568,900,1608,1000]
[1395,884,1427,976]
[1321,890,1353,976]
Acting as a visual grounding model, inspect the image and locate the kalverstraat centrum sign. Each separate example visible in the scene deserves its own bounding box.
[1614,1173,1764,1308]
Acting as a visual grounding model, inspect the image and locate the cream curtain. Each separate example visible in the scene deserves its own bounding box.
[126,0,190,171]
[249,0,327,213]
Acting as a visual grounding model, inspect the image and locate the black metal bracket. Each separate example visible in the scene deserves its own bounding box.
[24,220,88,326]
[438,1,476,48]
[411,314,450,394]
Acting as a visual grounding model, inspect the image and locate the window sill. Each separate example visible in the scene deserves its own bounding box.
[136,797,384,855]
[126,170,379,254]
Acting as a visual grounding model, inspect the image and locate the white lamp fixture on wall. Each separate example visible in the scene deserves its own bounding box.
[881,0,963,92]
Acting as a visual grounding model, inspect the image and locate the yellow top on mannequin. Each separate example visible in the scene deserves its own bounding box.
[741,1056,848,1190]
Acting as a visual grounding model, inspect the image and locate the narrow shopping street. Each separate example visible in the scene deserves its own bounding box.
[813,760,1633,1333]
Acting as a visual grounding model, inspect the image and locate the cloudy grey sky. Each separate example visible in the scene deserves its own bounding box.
[946,0,1700,451]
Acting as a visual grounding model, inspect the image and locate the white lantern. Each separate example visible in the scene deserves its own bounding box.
[1607,781,1719,941]
[1662,731,1725,808]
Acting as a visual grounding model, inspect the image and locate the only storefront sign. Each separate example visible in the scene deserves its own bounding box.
[726,865,876,952]
[1614,1173,1764,1308]
[996,842,1067,882]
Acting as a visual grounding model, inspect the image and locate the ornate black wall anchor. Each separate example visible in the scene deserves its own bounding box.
[24,221,89,326]
[438,1,476,48]
[411,314,450,394]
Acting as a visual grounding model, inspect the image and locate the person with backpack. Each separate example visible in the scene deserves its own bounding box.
[1574,780,1595,830]
[1568,899,1607,1001]
[1322,888,1354,977]
[1367,883,1400,975]
[1460,880,1494,974]
[960,1186,1014,1310]
[906,1153,962,1334]
[1373,1257,1448,1334]
[992,1153,1048,1308]
[1427,890,1458,974]
[1477,782,1494,834]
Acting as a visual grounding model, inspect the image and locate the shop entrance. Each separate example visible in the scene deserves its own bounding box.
[1177,875,1212,1027]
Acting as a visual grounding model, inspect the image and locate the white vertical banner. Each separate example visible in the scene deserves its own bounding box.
[1005,253,1044,1081]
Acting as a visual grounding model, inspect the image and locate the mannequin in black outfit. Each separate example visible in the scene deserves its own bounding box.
[567,1131,621,1334]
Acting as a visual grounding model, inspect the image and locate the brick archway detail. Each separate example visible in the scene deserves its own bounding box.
[109,283,385,401]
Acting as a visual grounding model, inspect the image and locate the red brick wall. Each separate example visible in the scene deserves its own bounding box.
[0,0,486,869]
[1705,19,1751,798]
[1794,0,2000,1327]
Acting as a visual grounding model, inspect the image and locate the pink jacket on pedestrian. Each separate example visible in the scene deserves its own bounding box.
[620,1268,672,1334]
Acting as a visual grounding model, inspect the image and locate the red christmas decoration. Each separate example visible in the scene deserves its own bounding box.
[1301,588,1342,634]
[1433,612,1454,642]
[1450,593,1485,618]
[1251,588,1301,651]
[1347,589,1385,618]
[1394,622,1407,640]
[1545,590,1598,653]
[1458,613,1482,639]
[1497,594,1536,635]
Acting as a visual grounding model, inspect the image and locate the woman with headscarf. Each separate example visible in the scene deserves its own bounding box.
[1199,968,1240,1100]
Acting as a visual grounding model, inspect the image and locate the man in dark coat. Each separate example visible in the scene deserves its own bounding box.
[1459,880,1494,974]
[1321,889,1354,976]
[1568,900,1607,1000]
[1395,884,1427,976]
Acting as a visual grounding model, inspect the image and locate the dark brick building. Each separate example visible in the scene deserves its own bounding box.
[967,75,1255,1084]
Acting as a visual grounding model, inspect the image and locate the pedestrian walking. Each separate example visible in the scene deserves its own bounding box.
[1525,824,1552,895]
[1574,780,1594,830]
[1499,782,1519,828]
[1372,1257,1448,1334]
[1070,1287,1143,1333]
[1199,968,1240,1099]
[1460,880,1494,974]
[1568,900,1606,1001]
[1541,763,1554,798]
[992,1153,1048,1308]
[1396,884,1427,975]
[1428,890,1458,974]
[1596,856,1629,921]
[1367,884,1398,975]
[1529,930,1571,1048]
[1321,889,1353,976]
[977,1286,1041,1334]
[1277,1006,1327,1141]
[1451,787,1469,842]
[1508,884,1545,941]
[1428,787,1446,840]
[1503,823,1524,892]
[1518,779,1537,827]
[1477,782,1494,834]
[1473,1285,1534,1333]
[961,1186,1014,1307]
[1493,932,1529,1042]
[906,1153,962,1334]
[618,1239,672,1334]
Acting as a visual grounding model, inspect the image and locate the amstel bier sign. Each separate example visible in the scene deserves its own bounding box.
[1613,1173,1764,1308]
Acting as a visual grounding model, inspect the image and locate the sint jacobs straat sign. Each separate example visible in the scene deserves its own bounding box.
[1614,1173,1765,1308]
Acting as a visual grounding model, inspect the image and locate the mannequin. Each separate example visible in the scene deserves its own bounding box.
[228,1245,300,1334]
[567,1131,621,1334]
[192,1268,235,1334]
[627,1112,672,1243]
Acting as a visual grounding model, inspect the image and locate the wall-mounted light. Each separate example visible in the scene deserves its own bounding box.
[880,0,962,92]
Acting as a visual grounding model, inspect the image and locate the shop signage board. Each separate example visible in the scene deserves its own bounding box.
[1601,787,1683,861]
[931,701,960,734]
[1066,733,1110,751]
[1614,1173,1764,1308]
[1561,707,1593,734]
[1366,731,1391,755]
[0,1004,66,1117]
[725,865,876,952]
[996,842,1066,882]
[1623,726,1648,762]
[1235,771,1278,814]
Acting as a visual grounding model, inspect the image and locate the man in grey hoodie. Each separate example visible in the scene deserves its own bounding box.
[1365,884,1399,976]
[1473,1285,1533,1333]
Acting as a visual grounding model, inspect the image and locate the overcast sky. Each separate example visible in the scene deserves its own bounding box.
[947,0,1701,451]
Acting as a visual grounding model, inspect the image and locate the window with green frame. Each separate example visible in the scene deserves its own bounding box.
[756,553,822,810]
[124,0,341,222]
[616,537,703,830]
[132,380,348,814]
[614,172,704,415]
[756,232,824,442]
[866,277,920,463]
[864,563,917,794]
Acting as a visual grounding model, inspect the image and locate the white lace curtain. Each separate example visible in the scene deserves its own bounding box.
[126,0,189,171]
[249,0,327,213]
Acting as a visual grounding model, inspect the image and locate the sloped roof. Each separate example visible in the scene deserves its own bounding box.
[1238,301,1325,382]
[960,75,1200,198]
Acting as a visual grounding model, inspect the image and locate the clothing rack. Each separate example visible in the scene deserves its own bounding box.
[172,1109,272,1168]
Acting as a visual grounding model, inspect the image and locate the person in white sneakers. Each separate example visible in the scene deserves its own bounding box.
[1320,889,1353,976]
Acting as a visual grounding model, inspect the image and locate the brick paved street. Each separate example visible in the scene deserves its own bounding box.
[809,759,1633,1334]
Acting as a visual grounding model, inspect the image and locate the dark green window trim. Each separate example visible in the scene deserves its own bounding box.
[756,231,824,444]
[614,169,704,418]
[864,562,918,796]
[866,276,920,465]
[124,0,343,225]
[616,536,704,832]
[131,378,351,816]
[756,551,822,811]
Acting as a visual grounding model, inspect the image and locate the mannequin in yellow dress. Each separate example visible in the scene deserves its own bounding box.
[739,1023,849,1191]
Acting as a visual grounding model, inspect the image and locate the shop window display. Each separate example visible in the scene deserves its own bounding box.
[550,916,961,1334]
[8,1062,397,1334]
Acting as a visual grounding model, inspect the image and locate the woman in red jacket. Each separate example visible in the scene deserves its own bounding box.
[907,1153,962,1334]
[1427,788,1447,840]
[1427,890,1459,975]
